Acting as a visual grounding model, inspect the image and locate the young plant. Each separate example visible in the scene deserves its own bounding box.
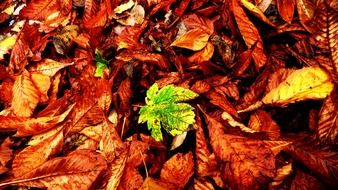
[138,83,198,141]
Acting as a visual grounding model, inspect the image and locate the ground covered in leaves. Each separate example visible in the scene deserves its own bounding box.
[0,0,337,189]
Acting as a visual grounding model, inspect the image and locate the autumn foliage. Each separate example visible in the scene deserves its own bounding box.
[0,0,337,189]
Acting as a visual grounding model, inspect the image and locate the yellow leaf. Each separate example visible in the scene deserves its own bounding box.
[114,0,135,14]
[140,177,175,190]
[188,42,214,63]
[240,0,276,27]
[239,67,334,112]
[171,29,210,51]
[0,35,17,59]
[262,67,334,105]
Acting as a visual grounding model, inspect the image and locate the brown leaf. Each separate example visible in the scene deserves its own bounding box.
[285,140,338,187]
[194,177,215,190]
[182,13,215,34]
[29,59,74,77]
[106,148,128,190]
[118,166,144,190]
[116,50,169,70]
[9,23,33,73]
[296,0,315,32]
[269,163,293,188]
[0,104,73,136]
[310,4,338,84]
[232,0,267,69]
[317,88,338,144]
[248,110,281,139]
[188,42,214,63]
[290,169,326,190]
[11,70,49,117]
[0,150,108,189]
[20,0,59,20]
[160,152,194,188]
[240,0,276,27]
[204,113,276,190]
[0,138,13,169]
[171,28,210,51]
[240,67,334,112]
[140,177,176,190]
[276,0,295,24]
[100,118,125,162]
[12,129,64,177]
[206,90,238,117]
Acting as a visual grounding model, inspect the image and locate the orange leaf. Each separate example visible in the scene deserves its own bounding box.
[0,104,73,137]
[188,42,214,63]
[12,129,64,177]
[20,0,59,20]
[0,150,107,189]
[160,152,194,188]
[0,138,13,168]
[11,70,41,117]
[317,88,338,144]
[29,59,74,77]
[116,50,169,69]
[248,110,281,139]
[203,112,276,189]
[100,118,125,162]
[232,0,267,69]
[183,13,215,34]
[240,0,276,27]
[276,0,295,24]
[171,28,210,51]
[106,148,128,190]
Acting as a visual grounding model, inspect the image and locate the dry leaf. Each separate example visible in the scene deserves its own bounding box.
[171,28,210,51]
[12,129,64,177]
[270,163,293,188]
[29,59,74,77]
[11,70,48,117]
[114,0,135,14]
[248,110,281,139]
[240,0,276,27]
[188,42,214,63]
[240,67,334,112]
[140,177,176,190]
[0,150,108,189]
[160,152,194,188]
[0,138,13,172]
[232,0,267,69]
[317,88,338,144]
[276,0,295,24]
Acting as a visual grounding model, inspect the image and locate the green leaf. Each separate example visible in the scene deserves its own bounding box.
[139,83,198,141]
[94,50,109,77]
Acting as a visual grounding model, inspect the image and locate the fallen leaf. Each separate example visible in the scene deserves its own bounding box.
[317,88,338,144]
[270,163,293,188]
[171,28,210,51]
[240,67,334,112]
[114,0,135,14]
[29,59,74,77]
[240,0,276,27]
[188,42,214,63]
[276,0,295,24]
[140,177,176,190]
[0,34,17,59]
[0,138,13,171]
[248,110,281,139]
[11,70,45,117]
[160,152,194,188]
[0,150,108,189]
[232,0,267,69]
[170,131,187,150]
[12,129,64,177]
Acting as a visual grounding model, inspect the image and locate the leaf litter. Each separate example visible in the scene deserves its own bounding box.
[0,0,337,189]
